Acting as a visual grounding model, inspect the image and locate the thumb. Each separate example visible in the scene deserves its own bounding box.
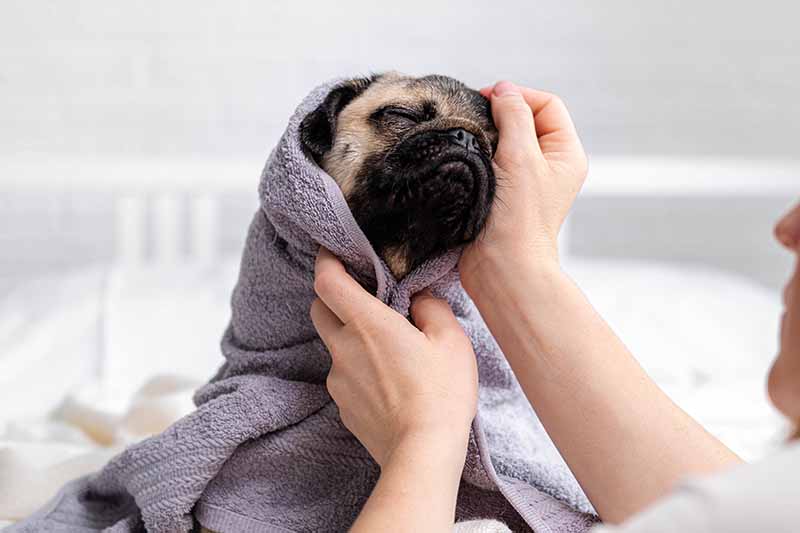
[489,81,541,169]
[410,290,464,342]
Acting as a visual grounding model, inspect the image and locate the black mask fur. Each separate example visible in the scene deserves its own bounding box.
[300,73,497,277]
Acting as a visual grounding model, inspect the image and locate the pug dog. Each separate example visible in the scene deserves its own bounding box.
[300,72,499,278]
[199,73,505,533]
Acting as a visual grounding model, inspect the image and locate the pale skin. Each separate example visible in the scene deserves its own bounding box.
[310,79,800,531]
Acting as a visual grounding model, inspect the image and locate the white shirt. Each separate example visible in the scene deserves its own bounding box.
[591,442,800,533]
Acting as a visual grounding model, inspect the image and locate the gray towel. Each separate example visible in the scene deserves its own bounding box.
[6,79,597,533]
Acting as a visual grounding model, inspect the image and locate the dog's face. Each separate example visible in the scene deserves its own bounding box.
[300,72,498,278]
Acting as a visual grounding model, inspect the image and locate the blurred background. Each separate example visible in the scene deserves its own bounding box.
[1,1,798,285]
[0,1,798,518]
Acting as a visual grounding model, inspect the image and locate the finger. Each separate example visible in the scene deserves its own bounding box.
[314,247,380,323]
[410,290,464,342]
[479,85,494,98]
[325,367,344,402]
[516,87,583,157]
[488,81,542,165]
[310,297,344,349]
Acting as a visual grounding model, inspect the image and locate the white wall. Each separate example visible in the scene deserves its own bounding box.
[0,1,797,291]
[2,1,800,159]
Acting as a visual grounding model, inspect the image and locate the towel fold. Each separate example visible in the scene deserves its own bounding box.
[6,79,597,533]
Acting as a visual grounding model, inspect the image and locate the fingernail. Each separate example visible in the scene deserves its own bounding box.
[493,80,519,97]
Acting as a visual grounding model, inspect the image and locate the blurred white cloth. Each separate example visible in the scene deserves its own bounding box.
[0,257,790,525]
[562,258,789,459]
[0,374,200,522]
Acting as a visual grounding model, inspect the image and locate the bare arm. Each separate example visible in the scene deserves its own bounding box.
[460,81,741,524]
[468,254,739,523]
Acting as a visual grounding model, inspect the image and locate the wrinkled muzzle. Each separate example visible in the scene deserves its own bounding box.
[354,127,496,274]
[399,128,494,238]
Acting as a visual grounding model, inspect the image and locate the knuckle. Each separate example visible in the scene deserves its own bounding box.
[313,269,340,297]
[309,297,324,318]
[538,90,566,110]
[349,313,379,337]
[325,341,340,360]
[577,153,589,178]
[566,150,588,179]
[338,410,353,430]
[502,96,532,116]
[321,329,344,359]
[494,147,536,173]
[442,325,469,346]
[411,296,435,315]
[325,372,341,397]
[548,93,566,108]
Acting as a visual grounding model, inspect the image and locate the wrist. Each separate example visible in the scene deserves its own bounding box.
[461,253,575,370]
[383,424,471,474]
[462,244,562,306]
[353,423,469,533]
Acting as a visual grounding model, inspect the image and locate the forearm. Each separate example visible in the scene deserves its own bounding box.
[466,254,741,523]
[350,429,469,533]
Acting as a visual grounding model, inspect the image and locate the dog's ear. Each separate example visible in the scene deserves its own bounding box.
[300,76,377,163]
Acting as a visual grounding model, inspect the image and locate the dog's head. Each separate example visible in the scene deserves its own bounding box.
[300,72,498,278]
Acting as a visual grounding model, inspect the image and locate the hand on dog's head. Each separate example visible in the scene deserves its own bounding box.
[300,72,498,279]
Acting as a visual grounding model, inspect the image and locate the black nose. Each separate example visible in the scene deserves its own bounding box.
[446,128,481,153]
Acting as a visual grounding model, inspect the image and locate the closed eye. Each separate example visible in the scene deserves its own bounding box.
[373,106,423,123]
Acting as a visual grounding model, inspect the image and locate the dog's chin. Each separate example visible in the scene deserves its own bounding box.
[351,148,495,278]
[426,153,493,239]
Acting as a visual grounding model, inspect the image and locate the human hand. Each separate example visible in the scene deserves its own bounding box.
[460,81,587,294]
[310,248,478,467]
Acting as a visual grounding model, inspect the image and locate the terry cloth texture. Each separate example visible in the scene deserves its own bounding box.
[5,79,597,533]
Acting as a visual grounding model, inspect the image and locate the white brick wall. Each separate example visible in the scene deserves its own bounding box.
[2,0,800,159]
